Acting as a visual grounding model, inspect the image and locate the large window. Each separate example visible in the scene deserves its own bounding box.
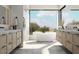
[29,10,58,34]
[62,8,79,26]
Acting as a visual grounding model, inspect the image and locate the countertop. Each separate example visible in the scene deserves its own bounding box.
[0,29,21,35]
[58,29,79,35]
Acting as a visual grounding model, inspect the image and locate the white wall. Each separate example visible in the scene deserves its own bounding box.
[0,6,6,23]
[24,5,64,10]
[10,5,23,29]
[23,10,29,41]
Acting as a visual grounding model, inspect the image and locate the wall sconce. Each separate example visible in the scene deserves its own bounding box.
[0,16,5,24]
[12,16,18,30]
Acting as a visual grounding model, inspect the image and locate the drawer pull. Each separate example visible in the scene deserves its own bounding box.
[9,42,12,45]
[2,34,6,36]
[75,45,79,47]
[66,41,71,43]
[2,45,6,48]
[75,34,79,36]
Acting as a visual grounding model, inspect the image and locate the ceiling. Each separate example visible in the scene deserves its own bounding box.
[24,5,79,11]
[23,5,64,11]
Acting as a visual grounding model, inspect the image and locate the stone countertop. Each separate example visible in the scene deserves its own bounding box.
[0,29,21,35]
[58,29,79,35]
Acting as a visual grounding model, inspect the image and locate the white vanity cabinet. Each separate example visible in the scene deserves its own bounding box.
[57,30,79,54]
[6,33,13,53]
[0,34,7,54]
[72,34,79,54]
[56,31,63,44]
[12,32,17,49]
[0,30,22,54]
[16,31,22,46]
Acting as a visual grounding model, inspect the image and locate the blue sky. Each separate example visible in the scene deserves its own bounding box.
[71,11,79,21]
[30,11,58,29]
[62,11,79,26]
[30,10,79,28]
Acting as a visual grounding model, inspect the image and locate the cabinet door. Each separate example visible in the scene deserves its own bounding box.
[12,33,17,49]
[73,45,79,54]
[16,31,21,46]
[62,32,66,44]
[65,41,72,52]
[6,33,13,53]
[7,44,12,53]
[16,38,21,46]
[66,33,72,43]
[7,33,12,44]
[57,31,63,44]
[0,47,7,54]
[0,34,7,54]
[73,35,79,46]
[0,34,6,47]
[17,31,21,38]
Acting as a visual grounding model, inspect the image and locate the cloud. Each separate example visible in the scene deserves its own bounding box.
[37,11,57,17]
[30,11,58,28]
[30,18,44,27]
[62,11,73,26]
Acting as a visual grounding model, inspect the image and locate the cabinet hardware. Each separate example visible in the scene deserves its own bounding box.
[2,34,6,36]
[9,42,12,45]
[75,45,79,47]
[76,35,79,36]
[2,45,6,48]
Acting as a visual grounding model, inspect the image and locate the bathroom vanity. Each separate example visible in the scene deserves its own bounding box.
[57,30,79,54]
[0,30,22,54]
[0,5,24,54]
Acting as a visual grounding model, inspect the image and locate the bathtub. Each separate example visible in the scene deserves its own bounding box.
[32,31,56,42]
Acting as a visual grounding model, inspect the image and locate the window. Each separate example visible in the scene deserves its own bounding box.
[29,10,58,34]
[62,8,79,26]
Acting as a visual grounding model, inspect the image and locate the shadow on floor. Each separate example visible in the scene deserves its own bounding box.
[26,41,53,44]
[11,49,41,54]
[48,45,72,54]
[11,41,53,54]
[11,41,72,54]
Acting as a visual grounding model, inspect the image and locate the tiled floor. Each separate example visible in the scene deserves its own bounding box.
[11,40,72,54]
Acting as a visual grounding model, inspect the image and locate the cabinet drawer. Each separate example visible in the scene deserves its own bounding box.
[62,32,66,39]
[13,33,16,39]
[0,46,6,54]
[13,40,17,49]
[63,39,66,46]
[0,35,6,47]
[73,35,79,45]
[7,44,12,53]
[73,45,79,54]
[7,33,12,44]
[13,42,16,49]
[12,33,17,49]
[17,32,21,38]
[66,33,72,43]
[65,41,72,52]
[16,38,21,46]
[57,32,63,43]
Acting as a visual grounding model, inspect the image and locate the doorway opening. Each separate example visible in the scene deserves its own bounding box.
[29,10,58,42]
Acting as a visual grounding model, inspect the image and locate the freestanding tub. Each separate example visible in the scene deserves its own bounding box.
[32,31,56,42]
